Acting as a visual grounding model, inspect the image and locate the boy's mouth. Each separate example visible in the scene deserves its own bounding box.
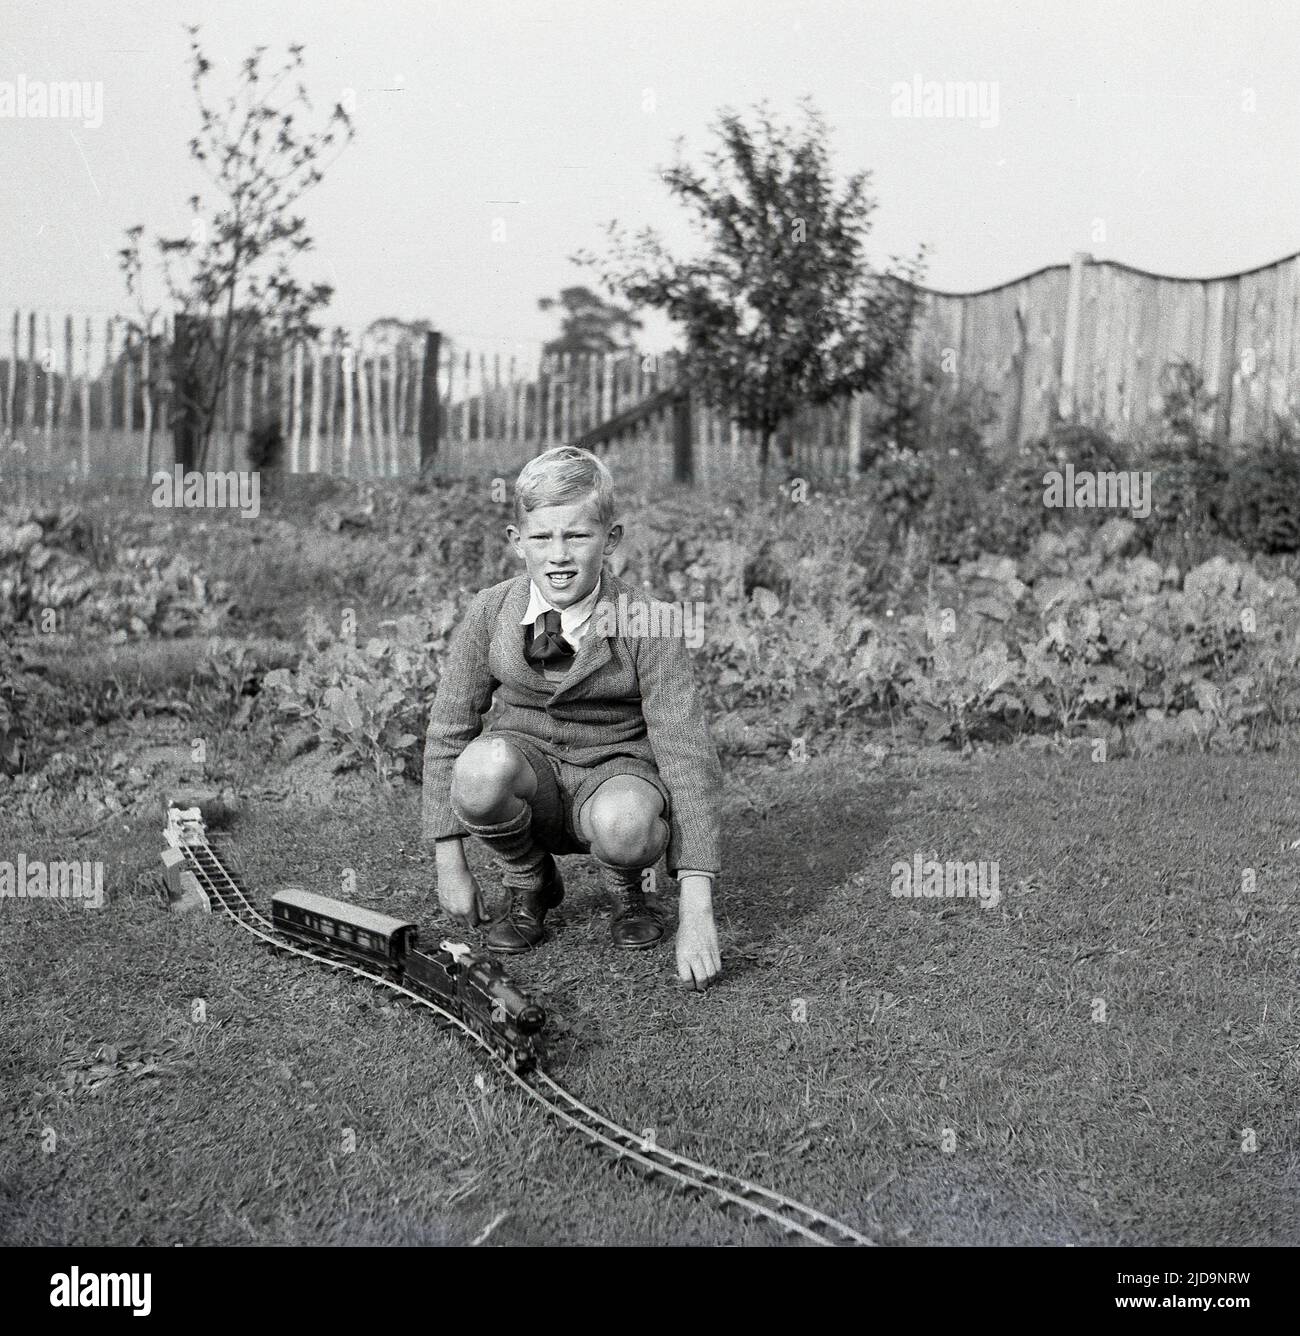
[546,570,577,590]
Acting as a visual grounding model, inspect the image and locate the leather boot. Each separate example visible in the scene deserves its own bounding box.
[487,856,565,953]
[602,867,664,949]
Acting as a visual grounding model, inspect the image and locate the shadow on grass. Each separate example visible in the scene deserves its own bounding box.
[717,757,911,984]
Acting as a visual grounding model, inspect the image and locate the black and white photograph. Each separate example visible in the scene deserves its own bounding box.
[1,0,1297,1284]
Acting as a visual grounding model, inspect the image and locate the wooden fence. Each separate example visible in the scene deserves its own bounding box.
[3,248,1299,487]
[914,248,1300,455]
[0,316,704,485]
[0,312,174,481]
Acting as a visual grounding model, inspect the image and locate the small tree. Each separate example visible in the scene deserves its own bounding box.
[367,317,434,352]
[120,27,354,471]
[582,99,923,492]
[538,285,641,357]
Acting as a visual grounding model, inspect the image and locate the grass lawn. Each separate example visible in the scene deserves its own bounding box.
[3,737,1298,1246]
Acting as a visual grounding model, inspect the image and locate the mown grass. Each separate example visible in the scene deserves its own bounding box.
[3,742,1298,1246]
[4,474,1298,1245]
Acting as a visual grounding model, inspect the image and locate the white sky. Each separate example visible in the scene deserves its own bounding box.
[2,0,1297,353]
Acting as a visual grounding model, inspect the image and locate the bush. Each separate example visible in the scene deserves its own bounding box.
[1144,361,1229,543]
[861,378,1007,562]
[995,421,1134,553]
[1220,443,1300,554]
[0,637,61,773]
[859,355,1300,565]
[247,416,284,471]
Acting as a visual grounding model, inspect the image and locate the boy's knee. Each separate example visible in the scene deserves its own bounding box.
[584,781,668,867]
[452,738,529,820]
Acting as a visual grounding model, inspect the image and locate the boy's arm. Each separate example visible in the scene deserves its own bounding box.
[634,623,723,876]
[675,871,720,990]
[421,591,497,847]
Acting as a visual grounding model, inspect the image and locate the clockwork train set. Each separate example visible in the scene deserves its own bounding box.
[160,801,872,1246]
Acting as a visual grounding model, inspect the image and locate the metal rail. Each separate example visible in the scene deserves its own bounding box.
[172,828,874,1247]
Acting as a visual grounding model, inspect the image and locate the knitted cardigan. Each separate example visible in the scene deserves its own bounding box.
[421,570,722,874]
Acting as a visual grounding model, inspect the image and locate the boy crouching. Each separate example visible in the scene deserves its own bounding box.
[422,446,723,989]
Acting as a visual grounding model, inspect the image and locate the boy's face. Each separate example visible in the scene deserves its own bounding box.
[506,494,622,609]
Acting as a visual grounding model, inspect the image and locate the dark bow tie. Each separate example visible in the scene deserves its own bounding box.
[525,609,575,665]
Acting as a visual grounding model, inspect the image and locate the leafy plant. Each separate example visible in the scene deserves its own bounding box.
[263,606,459,780]
[1220,443,1300,554]
[901,632,1018,746]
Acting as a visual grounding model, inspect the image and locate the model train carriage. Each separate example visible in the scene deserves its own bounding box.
[272,886,418,974]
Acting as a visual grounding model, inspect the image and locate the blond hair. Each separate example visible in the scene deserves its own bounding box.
[513,446,616,528]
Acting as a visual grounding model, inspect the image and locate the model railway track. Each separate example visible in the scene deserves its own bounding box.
[175,831,875,1248]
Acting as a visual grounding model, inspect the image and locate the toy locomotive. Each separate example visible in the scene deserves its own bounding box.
[270,887,548,1072]
[161,804,548,1074]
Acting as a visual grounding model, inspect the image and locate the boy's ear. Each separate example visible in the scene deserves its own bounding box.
[603,522,624,554]
[505,523,524,557]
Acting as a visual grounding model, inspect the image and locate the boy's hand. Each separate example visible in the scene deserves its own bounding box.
[676,905,722,990]
[435,840,487,927]
[437,865,487,926]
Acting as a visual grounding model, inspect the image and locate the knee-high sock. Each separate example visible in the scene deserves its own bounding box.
[595,857,643,897]
[451,801,547,893]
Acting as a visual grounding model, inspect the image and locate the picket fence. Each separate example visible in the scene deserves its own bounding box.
[3,247,1299,487]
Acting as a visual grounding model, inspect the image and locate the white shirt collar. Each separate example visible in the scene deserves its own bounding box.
[520,573,603,647]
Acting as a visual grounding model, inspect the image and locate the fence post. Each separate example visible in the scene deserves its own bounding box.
[341,340,355,476]
[5,312,16,440]
[280,342,294,474]
[418,330,442,475]
[43,313,55,472]
[672,389,693,484]
[308,343,323,473]
[1008,301,1029,448]
[141,319,153,478]
[848,392,863,483]
[61,315,73,469]
[170,313,200,472]
[290,340,305,472]
[80,316,91,476]
[25,313,36,448]
[1058,250,1091,421]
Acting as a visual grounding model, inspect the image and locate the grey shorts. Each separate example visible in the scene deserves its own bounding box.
[487,729,671,856]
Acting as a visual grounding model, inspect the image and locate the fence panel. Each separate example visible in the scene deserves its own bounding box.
[6,251,1300,487]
